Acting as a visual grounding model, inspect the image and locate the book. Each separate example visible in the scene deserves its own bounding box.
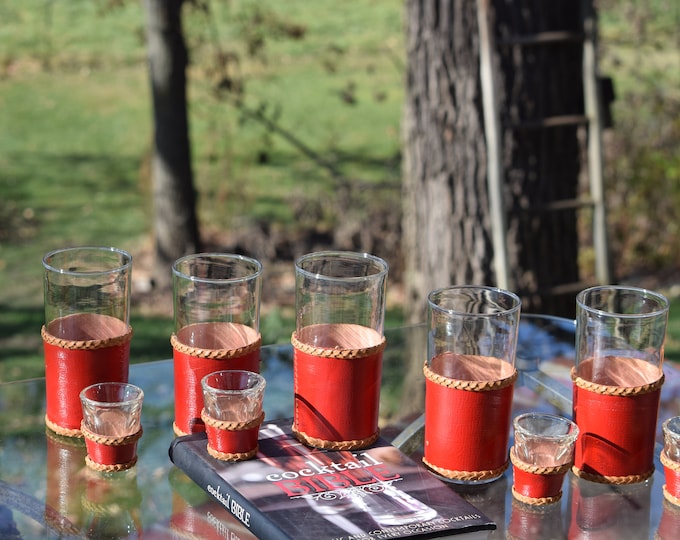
[169,417,496,540]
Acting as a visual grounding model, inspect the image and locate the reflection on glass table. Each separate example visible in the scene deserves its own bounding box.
[1,315,679,539]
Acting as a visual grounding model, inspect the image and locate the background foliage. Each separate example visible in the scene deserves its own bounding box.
[1,0,679,382]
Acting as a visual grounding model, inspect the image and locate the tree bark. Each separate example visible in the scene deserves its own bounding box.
[402,0,586,324]
[401,0,491,412]
[143,0,201,290]
[402,0,492,326]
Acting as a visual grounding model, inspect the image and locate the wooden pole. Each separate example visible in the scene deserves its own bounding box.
[582,0,611,284]
[477,0,511,290]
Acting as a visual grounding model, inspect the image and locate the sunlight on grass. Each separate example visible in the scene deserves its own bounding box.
[1,0,678,382]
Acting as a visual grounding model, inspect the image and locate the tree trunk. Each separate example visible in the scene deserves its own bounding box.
[143,0,201,290]
[402,0,493,326]
[402,0,587,324]
[401,0,492,412]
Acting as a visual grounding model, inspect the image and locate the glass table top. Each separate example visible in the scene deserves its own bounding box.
[1,315,679,539]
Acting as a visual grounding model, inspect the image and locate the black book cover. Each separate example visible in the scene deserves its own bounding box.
[169,418,495,540]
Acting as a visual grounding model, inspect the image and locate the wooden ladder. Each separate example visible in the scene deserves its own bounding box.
[477,0,612,297]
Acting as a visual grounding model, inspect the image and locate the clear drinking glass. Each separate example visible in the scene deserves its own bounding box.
[575,286,668,384]
[292,251,388,449]
[573,285,668,482]
[80,382,144,438]
[42,246,133,436]
[80,382,144,471]
[424,286,521,484]
[201,370,266,424]
[171,253,263,436]
[510,413,578,505]
[513,413,579,467]
[663,417,680,462]
[661,416,680,504]
[43,247,132,331]
[173,253,262,349]
[201,370,266,460]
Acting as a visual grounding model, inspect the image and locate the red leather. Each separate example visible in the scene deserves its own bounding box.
[665,464,680,499]
[43,340,129,432]
[172,348,260,435]
[84,438,138,466]
[293,346,382,443]
[424,379,513,473]
[207,425,259,455]
[573,385,660,477]
[512,466,565,500]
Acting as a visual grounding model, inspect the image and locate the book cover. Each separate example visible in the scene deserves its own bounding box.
[169,418,495,540]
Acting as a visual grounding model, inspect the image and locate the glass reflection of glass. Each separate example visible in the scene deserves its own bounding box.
[352,482,438,527]
[82,468,142,538]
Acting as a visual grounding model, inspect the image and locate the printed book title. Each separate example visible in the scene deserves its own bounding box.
[264,452,399,498]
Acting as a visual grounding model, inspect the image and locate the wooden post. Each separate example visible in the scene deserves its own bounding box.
[582,0,611,284]
[477,0,511,291]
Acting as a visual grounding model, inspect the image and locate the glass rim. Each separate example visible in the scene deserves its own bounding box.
[43,246,132,276]
[295,251,388,283]
[201,369,266,395]
[663,417,680,440]
[513,412,579,440]
[576,285,669,318]
[79,382,144,407]
[172,253,263,285]
[428,285,521,318]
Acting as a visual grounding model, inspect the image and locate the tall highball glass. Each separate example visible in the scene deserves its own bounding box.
[292,251,388,450]
[573,285,668,483]
[423,286,521,483]
[42,246,132,437]
[171,253,262,436]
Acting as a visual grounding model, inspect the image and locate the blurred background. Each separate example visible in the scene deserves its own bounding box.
[1,0,679,381]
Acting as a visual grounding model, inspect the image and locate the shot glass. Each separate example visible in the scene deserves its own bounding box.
[423,286,521,483]
[80,382,144,472]
[291,251,388,450]
[572,286,668,483]
[510,412,578,505]
[42,247,133,437]
[661,416,680,505]
[201,370,266,461]
[171,253,262,436]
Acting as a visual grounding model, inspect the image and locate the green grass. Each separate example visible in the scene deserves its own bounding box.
[0,0,405,382]
[1,0,679,382]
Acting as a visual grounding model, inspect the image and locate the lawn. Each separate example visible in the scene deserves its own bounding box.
[0,0,405,381]
[1,1,679,382]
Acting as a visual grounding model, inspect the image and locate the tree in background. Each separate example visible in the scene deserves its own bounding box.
[143,0,201,290]
[402,0,593,322]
